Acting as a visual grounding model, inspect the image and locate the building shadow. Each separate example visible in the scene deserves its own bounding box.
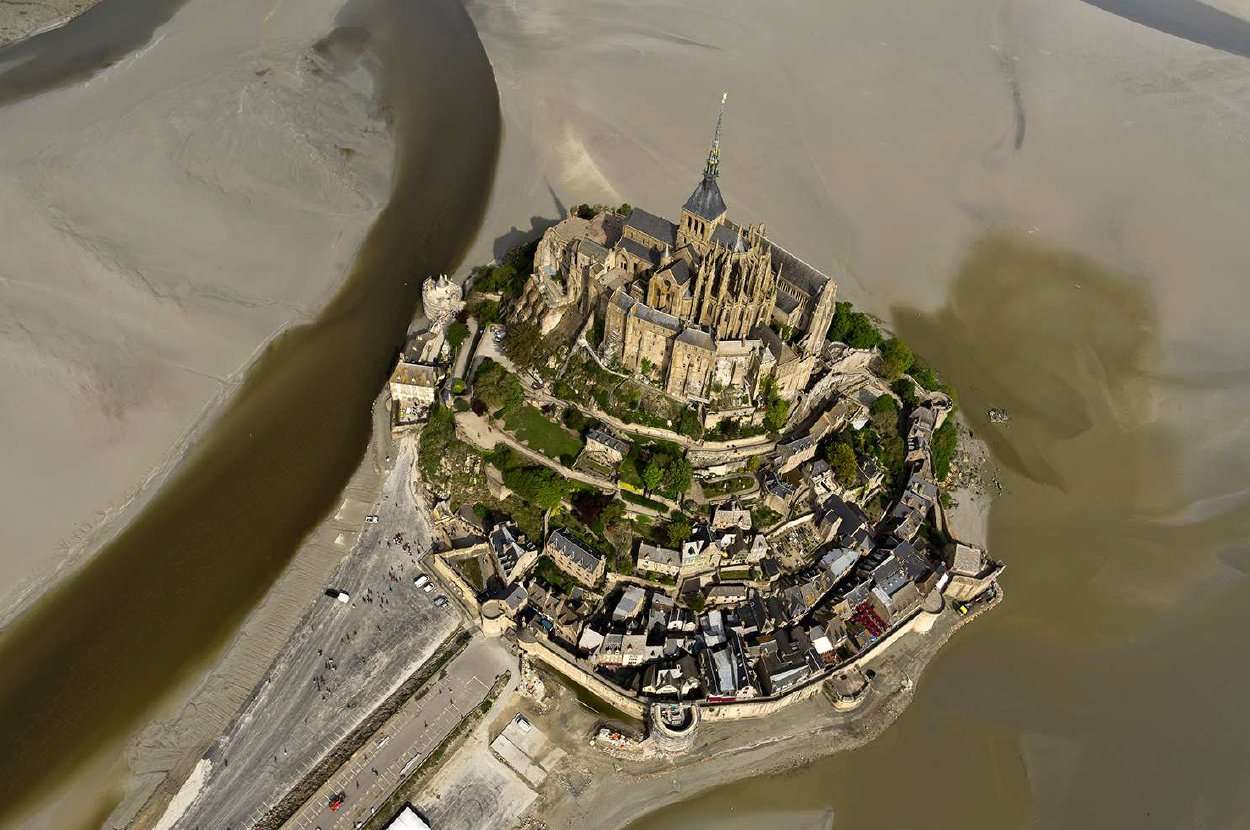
[491,182,567,260]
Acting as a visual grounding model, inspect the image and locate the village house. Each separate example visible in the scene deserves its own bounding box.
[636,542,682,578]
[545,529,606,587]
[583,428,631,467]
[389,361,442,425]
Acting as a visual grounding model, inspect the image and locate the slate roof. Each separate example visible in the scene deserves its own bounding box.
[619,237,661,267]
[625,208,678,247]
[548,529,603,575]
[774,291,801,314]
[676,327,715,351]
[710,223,742,250]
[586,429,630,455]
[684,175,728,220]
[656,258,693,286]
[634,303,682,333]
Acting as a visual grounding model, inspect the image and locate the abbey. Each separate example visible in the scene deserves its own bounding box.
[512,96,839,407]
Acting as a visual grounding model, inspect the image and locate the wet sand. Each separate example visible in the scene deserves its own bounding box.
[457,0,1250,827]
[3,0,1250,827]
[0,0,499,826]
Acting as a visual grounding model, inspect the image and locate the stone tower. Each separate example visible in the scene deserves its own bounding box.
[678,93,729,248]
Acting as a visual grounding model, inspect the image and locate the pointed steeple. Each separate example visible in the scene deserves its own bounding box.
[704,92,727,179]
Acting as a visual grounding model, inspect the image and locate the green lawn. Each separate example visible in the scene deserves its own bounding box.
[620,490,667,512]
[504,404,585,462]
[701,475,756,499]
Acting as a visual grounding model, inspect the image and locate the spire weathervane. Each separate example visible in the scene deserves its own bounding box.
[704,92,727,179]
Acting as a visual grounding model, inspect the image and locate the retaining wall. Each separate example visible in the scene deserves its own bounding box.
[517,632,647,720]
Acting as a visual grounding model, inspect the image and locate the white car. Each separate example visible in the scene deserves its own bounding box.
[423,583,434,593]
[413,574,429,589]
[364,514,379,524]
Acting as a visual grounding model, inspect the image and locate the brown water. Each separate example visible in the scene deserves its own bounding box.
[0,0,500,826]
[631,234,1250,829]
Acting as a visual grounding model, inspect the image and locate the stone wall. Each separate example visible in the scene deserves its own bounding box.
[517,631,647,720]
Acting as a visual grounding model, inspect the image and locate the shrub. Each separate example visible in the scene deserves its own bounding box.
[878,337,914,380]
[828,442,859,486]
[446,321,470,356]
[932,418,959,480]
[891,377,918,408]
[503,466,572,511]
[473,358,524,414]
[827,302,882,349]
[468,298,500,325]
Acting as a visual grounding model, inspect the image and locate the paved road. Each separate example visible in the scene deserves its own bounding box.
[174,437,459,830]
[283,637,514,830]
[452,318,479,380]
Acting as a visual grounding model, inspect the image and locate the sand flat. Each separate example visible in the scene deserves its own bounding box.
[0,0,392,620]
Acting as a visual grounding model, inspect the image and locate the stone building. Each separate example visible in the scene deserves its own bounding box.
[519,97,839,406]
[545,529,605,587]
[389,361,442,425]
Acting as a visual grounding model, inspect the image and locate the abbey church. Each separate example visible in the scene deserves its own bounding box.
[510,96,839,407]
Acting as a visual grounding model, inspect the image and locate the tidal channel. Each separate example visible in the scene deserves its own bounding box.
[0,0,501,825]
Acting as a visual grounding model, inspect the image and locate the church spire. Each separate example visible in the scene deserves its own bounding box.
[703,92,727,179]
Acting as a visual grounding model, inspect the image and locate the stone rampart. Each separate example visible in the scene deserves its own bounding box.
[517,630,647,720]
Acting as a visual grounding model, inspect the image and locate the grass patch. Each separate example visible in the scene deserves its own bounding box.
[621,491,667,512]
[503,404,584,462]
[701,475,755,499]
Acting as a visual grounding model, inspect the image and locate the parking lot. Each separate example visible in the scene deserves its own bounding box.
[284,638,513,830]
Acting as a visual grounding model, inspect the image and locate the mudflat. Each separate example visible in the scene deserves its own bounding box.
[459,0,1250,828]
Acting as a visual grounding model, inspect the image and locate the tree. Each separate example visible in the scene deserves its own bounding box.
[829,442,860,487]
[664,458,693,498]
[676,407,704,439]
[891,377,918,408]
[501,320,545,370]
[446,321,470,357]
[909,360,944,393]
[932,418,959,480]
[764,396,790,432]
[468,299,500,326]
[572,491,613,529]
[870,393,899,434]
[618,203,633,216]
[639,357,654,377]
[828,301,883,349]
[473,358,523,414]
[503,466,571,511]
[875,432,906,480]
[878,337,914,381]
[666,517,692,547]
[641,459,664,494]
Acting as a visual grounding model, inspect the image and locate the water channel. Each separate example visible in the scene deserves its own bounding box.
[0,0,500,826]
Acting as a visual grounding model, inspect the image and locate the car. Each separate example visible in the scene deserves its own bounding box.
[328,791,346,811]
[413,574,429,589]
[955,602,969,616]
[493,328,506,343]
[364,514,379,524]
[433,595,449,608]
[423,583,434,593]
